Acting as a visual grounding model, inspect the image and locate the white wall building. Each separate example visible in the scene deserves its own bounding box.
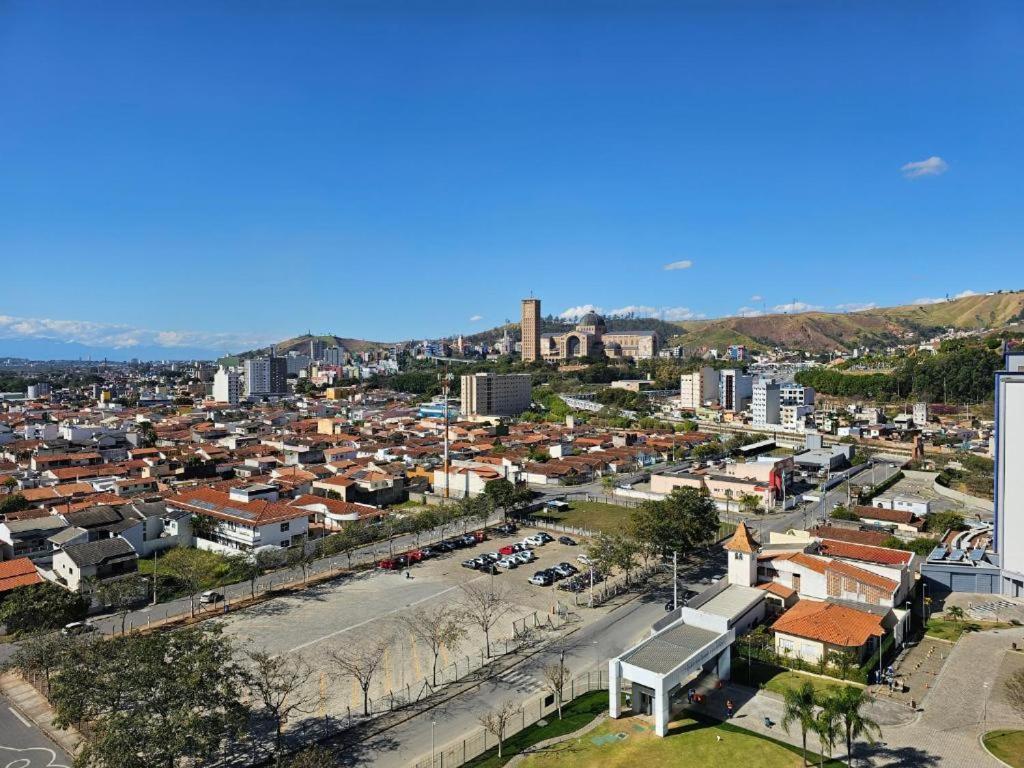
[213,366,242,406]
[719,369,753,412]
[680,367,719,410]
[460,372,532,417]
[996,348,1024,596]
[753,380,781,426]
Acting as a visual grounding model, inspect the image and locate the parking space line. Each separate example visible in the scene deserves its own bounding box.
[280,573,488,655]
[8,706,33,728]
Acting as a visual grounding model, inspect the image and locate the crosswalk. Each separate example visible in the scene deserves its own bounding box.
[496,669,545,695]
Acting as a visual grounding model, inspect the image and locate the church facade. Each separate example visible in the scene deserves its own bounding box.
[541,312,659,361]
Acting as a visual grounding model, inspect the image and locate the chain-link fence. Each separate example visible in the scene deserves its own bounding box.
[412,669,609,768]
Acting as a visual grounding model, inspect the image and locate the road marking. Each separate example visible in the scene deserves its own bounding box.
[0,743,71,768]
[279,573,488,655]
[8,706,33,728]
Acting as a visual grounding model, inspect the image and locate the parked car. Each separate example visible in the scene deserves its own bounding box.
[496,558,518,570]
[200,590,224,604]
[62,621,96,636]
[557,536,577,546]
[510,551,533,565]
[461,559,478,569]
[434,541,454,552]
[576,554,593,566]
[418,546,439,559]
[553,563,577,578]
[471,530,487,542]
[406,550,425,563]
[459,535,478,547]
[529,572,553,586]
[524,535,546,547]
[536,532,554,542]
[495,523,518,535]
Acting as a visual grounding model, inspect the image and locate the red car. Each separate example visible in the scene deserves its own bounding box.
[498,545,518,556]
[472,530,487,542]
[406,550,425,563]
[378,558,397,570]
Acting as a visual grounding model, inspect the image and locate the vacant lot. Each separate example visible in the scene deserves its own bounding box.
[215,528,597,716]
[532,501,634,533]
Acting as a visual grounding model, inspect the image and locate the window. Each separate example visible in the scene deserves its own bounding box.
[280,522,290,532]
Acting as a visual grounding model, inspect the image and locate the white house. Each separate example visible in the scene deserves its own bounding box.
[168,487,310,554]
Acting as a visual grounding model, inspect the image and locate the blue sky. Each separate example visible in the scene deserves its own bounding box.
[1,1,1022,358]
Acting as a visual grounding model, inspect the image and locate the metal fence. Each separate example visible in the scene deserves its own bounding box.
[412,669,609,768]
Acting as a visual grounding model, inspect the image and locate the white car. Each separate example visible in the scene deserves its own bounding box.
[525,535,546,547]
[577,555,593,566]
[512,551,535,565]
[496,558,518,570]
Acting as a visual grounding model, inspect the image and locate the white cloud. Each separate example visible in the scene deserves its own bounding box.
[558,304,604,321]
[772,302,823,313]
[469,314,483,322]
[608,305,703,321]
[0,314,278,352]
[735,307,765,318]
[835,302,878,312]
[749,295,763,302]
[663,260,693,271]
[901,156,948,179]
[913,289,979,305]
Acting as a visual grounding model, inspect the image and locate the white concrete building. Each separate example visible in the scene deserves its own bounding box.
[460,372,531,417]
[245,355,288,398]
[753,380,781,427]
[719,369,753,413]
[608,523,766,736]
[213,366,242,406]
[679,367,718,410]
[995,347,1024,596]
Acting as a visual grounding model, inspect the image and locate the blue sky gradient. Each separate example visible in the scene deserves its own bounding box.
[1,1,1022,358]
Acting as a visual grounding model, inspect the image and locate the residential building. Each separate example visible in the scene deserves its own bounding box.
[169,487,310,554]
[995,346,1024,596]
[212,366,242,406]
[719,369,753,412]
[245,355,288,398]
[913,402,929,427]
[520,298,541,362]
[460,373,532,417]
[51,537,139,593]
[770,600,884,665]
[752,380,781,426]
[0,557,43,595]
[26,383,51,399]
[679,367,718,410]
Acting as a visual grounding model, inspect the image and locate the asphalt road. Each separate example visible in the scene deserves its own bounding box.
[362,555,725,768]
[0,694,72,768]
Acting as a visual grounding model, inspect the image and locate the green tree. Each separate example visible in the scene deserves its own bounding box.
[0,493,30,516]
[7,631,76,687]
[945,605,966,628]
[161,547,221,617]
[284,746,337,768]
[812,695,842,768]
[230,551,272,599]
[781,681,818,767]
[95,576,146,635]
[628,487,719,558]
[288,546,317,584]
[484,479,516,523]
[50,627,248,768]
[926,509,966,534]
[0,582,88,636]
[832,686,881,768]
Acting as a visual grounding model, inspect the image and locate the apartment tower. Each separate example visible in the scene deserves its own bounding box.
[520,298,541,362]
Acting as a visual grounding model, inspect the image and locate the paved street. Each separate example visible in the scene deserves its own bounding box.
[0,692,72,768]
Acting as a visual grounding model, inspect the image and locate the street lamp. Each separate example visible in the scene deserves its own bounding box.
[431,718,436,768]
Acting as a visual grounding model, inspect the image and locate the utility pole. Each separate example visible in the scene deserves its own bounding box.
[441,362,452,500]
[673,551,678,610]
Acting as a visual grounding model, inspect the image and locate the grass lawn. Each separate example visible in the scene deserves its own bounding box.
[532,501,634,534]
[984,729,1024,767]
[925,617,1015,642]
[140,547,251,601]
[516,713,845,768]
[732,658,855,697]
[464,691,607,768]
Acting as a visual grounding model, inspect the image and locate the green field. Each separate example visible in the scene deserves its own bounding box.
[983,730,1024,767]
[532,501,634,534]
[925,617,1014,642]
[516,714,844,768]
[465,691,607,768]
[732,658,854,697]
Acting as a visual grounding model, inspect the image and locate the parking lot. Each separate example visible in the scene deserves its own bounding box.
[215,525,598,715]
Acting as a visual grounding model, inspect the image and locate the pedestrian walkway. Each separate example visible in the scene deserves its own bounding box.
[497,670,545,695]
[0,672,81,757]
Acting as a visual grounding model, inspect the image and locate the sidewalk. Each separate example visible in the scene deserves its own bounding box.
[0,672,82,757]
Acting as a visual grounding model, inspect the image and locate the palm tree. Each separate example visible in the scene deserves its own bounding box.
[833,686,881,767]
[812,696,842,768]
[781,681,818,766]
[945,605,966,628]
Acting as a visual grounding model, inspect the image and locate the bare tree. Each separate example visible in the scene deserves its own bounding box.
[479,700,518,759]
[1007,667,1024,718]
[542,651,570,719]
[326,635,392,716]
[459,582,511,658]
[244,649,316,761]
[95,575,145,635]
[400,606,467,687]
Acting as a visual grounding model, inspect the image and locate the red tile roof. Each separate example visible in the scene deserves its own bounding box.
[771,600,885,647]
[818,539,914,567]
[0,557,43,593]
[825,560,899,594]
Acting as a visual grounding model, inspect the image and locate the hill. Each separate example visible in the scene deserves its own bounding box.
[669,291,1024,353]
[246,333,389,359]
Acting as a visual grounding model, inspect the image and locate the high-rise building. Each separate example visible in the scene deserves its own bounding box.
[323,346,346,366]
[752,380,781,426]
[213,366,242,406]
[26,382,51,399]
[245,356,288,398]
[995,347,1024,596]
[309,338,326,361]
[520,298,541,362]
[913,402,929,427]
[719,368,754,412]
[679,367,718,410]
[460,372,532,417]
